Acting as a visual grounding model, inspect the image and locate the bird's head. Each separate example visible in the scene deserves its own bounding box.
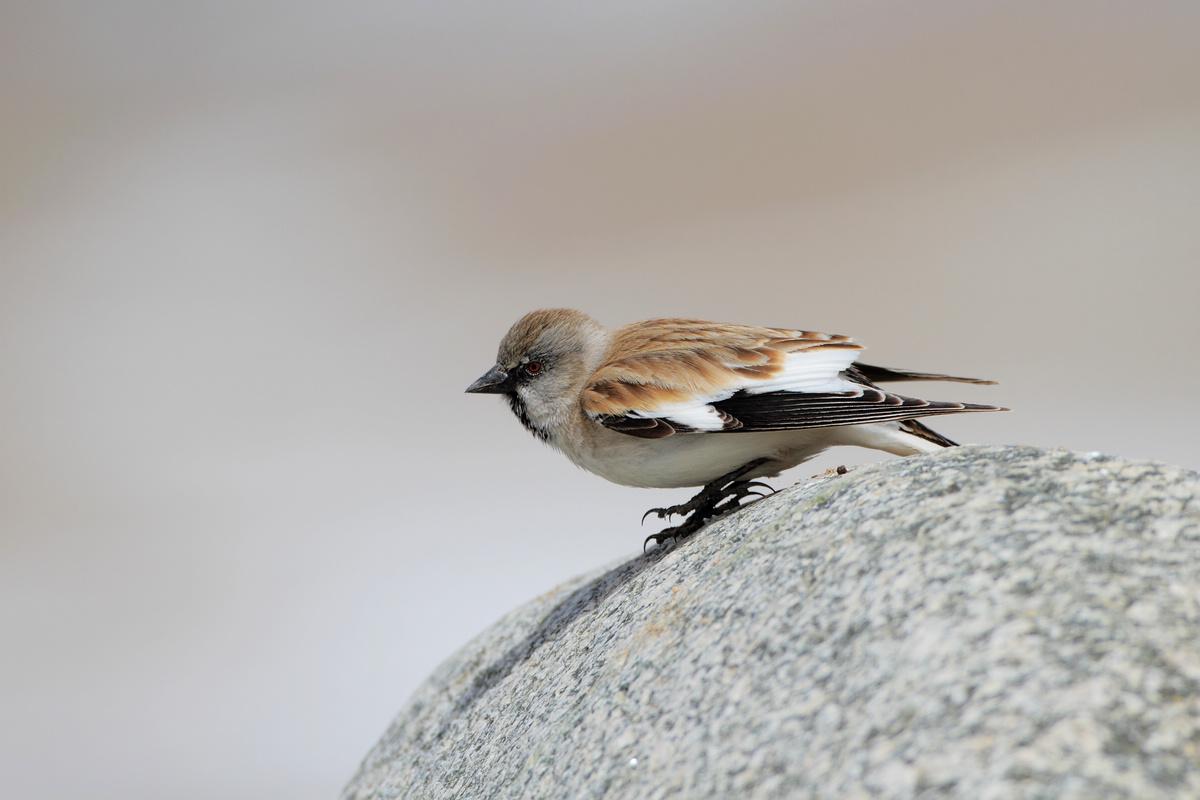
[465,308,608,441]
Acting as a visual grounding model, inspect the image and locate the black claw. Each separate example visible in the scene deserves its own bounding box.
[743,481,776,494]
[641,506,683,525]
[643,531,678,552]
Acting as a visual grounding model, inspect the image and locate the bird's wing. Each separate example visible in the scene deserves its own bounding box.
[581,319,1002,439]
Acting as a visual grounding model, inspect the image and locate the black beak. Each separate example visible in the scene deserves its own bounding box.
[465,365,511,394]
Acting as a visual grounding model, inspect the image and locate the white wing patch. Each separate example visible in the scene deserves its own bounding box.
[741,348,862,395]
[627,403,728,431]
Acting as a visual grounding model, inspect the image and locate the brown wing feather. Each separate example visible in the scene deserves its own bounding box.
[581,319,860,420]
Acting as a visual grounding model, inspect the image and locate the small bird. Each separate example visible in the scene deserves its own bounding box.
[466,309,1005,547]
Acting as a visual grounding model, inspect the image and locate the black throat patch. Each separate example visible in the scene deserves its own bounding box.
[507,393,550,442]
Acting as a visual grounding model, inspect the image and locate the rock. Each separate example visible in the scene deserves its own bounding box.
[345,446,1200,799]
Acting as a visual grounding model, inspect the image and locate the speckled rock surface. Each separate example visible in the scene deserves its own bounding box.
[345,446,1200,799]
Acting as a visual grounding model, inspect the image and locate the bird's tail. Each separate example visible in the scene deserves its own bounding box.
[851,362,997,386]
[899,419,958,448]
[841,362,1004,452]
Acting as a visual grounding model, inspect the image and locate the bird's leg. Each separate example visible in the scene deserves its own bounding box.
[642,458,773,550]
[641,459,770,524]
[709,480,774,517]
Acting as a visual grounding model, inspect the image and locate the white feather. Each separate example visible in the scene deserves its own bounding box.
[740,348,861,395]
[630,403,727,431]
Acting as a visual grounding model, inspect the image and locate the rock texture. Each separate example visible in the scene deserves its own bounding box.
[346,446,1200,799]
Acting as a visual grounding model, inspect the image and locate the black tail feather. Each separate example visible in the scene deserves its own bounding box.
[900,419,959,448]
[851,362,997,386]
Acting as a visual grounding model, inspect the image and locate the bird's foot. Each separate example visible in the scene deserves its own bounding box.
[710,480,774,516]
[643,513,709,551]
[640,475,772,524]
[641,459,774,551]
[641,496,706,525]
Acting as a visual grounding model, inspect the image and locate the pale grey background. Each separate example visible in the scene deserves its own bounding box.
[2,2,1198,798]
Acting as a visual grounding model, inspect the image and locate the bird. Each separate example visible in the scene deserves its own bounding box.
[466,309,1006,548]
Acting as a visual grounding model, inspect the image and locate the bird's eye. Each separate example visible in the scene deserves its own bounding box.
[524,360,543,376]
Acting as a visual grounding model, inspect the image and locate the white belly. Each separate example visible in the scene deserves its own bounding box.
[562,426,837,488]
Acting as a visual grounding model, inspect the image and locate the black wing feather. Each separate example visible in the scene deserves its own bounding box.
[593,367,1005,438]
[710,388,1003,433]
[593,415,694,439]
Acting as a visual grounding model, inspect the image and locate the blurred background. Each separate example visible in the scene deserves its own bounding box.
[2,1,1198,797]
